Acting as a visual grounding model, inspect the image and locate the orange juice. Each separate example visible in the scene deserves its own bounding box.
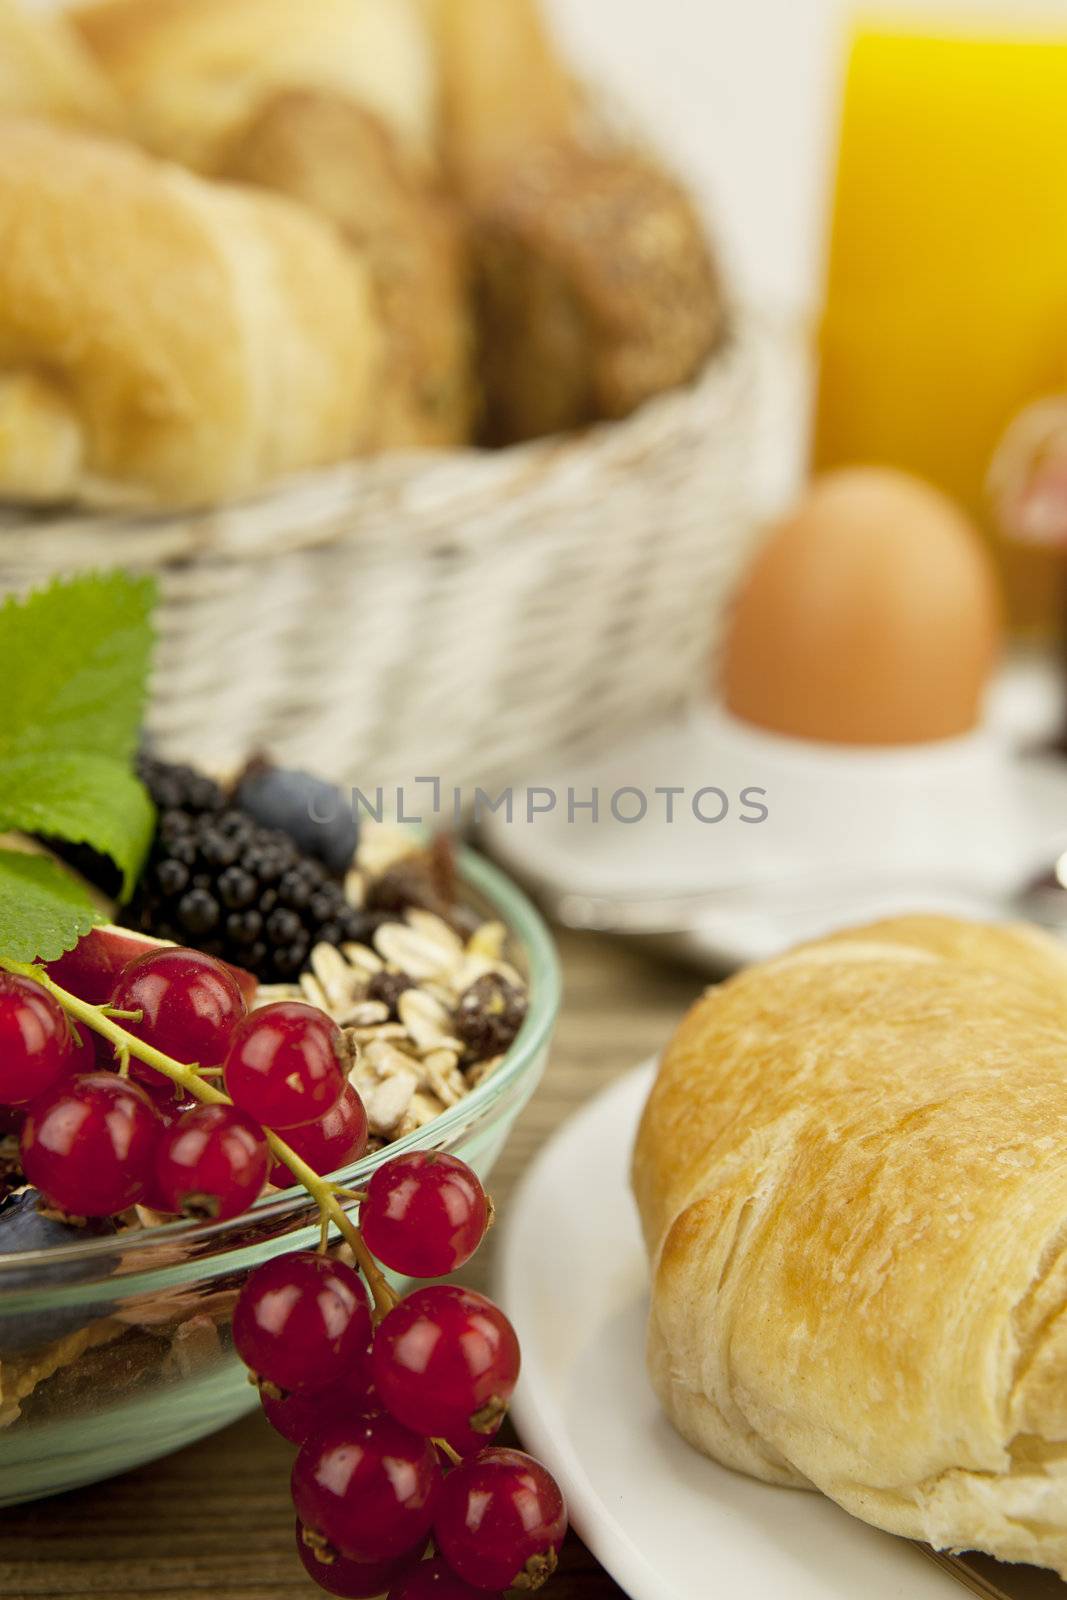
[813,24,1067,631]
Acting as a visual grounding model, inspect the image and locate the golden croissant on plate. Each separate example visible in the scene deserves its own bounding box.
[0,117,381,506]
[633,916,1067,1580]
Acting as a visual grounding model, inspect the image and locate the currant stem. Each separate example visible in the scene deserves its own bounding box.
[0,957,398,1320]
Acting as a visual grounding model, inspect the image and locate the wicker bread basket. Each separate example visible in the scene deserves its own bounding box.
[0,321,760,793]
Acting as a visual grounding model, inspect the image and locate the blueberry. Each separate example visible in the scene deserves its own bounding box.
[0,1192,119,1356]
[235,764,358,876]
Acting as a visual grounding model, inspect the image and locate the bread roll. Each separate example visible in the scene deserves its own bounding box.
[220,89,473,451]
[424,0,722,441]
[474,140,725,443]
[71,0,436,172]
[0,117,382,506]
[634,915,1067,1579]
[0,0,122,129]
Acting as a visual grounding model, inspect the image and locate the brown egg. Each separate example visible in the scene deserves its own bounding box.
[721,467,1003,745]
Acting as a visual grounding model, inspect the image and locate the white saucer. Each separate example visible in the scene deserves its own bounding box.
[494,1064,975,1600]
[482,711,1067,970]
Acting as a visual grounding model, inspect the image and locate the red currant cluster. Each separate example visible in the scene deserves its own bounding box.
[237,1156,566,1596]
[1,949,366,1222]
[0,942,567,1597]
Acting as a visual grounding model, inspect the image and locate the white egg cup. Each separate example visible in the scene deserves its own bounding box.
[482,699,1029,910]
[686,703,1023,892]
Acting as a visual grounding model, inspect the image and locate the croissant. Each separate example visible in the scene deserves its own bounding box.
[0,0,122,129]
[70,0,436,173]
[633,915,1067,1580]
[219,89,474,451]
[0,117,381,507]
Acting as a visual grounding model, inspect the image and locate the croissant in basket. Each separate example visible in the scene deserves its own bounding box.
[0,117,382,507]
[219,89,474,451]
[634,915,1067,1579]
[70,0,436,172]
[0,0,122,129]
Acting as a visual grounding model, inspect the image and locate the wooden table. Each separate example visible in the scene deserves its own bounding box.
[0,931,702,1600]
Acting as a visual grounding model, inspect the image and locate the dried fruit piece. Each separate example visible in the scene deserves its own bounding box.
[453,974,528,1061]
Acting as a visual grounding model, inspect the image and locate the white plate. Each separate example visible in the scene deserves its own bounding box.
[494,1063,972,1600]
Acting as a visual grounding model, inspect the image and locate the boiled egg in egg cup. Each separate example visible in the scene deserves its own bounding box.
[700,465,1016,890]
[481,466,1064,964]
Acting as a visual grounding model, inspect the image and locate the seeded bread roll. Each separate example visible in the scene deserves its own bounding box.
[0,117,382,506]
[0,0,122,129]
[634,915,1067,1581]
[220,89,474,451]
[473,139,725,443]
[71,0,436,172]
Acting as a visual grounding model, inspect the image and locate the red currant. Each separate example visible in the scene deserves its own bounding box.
[262,1348,375,1445]
[360,1153,488,1278]
[372,1286,520,1442]
[233,1251,370,1395]
[268,1087,368,1188]
[0,973,75,1108]
[434,1449,567,1593]
[20,1072,162,1216]
[292,1414,441,1562]
[153,1103,268,1221]
[224,1003,347,1131]
[296,1521,423,1598]
[388,1555,499,1599]
[109,948,246,1097]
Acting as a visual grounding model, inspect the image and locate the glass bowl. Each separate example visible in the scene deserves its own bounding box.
[0,848,560,1507]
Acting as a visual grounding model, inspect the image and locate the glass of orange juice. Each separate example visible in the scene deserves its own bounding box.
[813,13,1067,633]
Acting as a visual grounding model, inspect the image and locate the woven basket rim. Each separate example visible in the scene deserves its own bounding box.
[0,315,757,568]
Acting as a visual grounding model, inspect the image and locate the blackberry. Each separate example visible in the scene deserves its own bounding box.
[124,805,375,985]
[138,755,225,816]
[155,859,190,897]
[218,867,257,910]
[266,908,303,945]
[177,888,221,937]
[226,910,263,948]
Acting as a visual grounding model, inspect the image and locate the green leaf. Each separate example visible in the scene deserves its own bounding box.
[0,752,155,898]
[0,850,101,963]
[0,572,156,764]
[0,572,157,900]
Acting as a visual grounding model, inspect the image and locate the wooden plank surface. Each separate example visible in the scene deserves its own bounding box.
[0,930,702,1600]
